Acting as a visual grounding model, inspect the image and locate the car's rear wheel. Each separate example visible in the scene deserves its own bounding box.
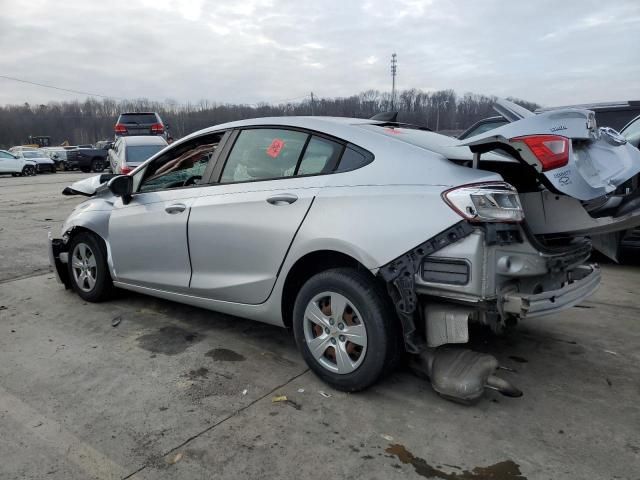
[22,165,35,176]
[91,158,105,172]
[67,232,114,302]
[293,268,401,392]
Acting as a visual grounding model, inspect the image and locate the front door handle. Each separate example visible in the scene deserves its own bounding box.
[266,194,298,205]
[165,203,187,214]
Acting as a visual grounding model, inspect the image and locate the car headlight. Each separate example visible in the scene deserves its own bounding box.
[442,182,524,223]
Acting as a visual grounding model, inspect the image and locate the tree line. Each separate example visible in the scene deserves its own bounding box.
[0,89,539,148]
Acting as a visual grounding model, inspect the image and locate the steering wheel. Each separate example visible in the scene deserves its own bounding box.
[183,175,202,186]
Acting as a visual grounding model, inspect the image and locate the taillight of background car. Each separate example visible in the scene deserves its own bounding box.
[150,123,164,134]
[442,182,524,223]
[510,135,569,171]
[115,124,127,135]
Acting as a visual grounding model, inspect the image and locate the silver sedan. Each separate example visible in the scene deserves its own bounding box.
[50,101,640,401]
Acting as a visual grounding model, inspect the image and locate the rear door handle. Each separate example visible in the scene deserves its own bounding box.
[266,194,298,205]
[165,203,187,214]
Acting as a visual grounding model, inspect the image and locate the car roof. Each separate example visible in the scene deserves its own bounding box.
[173,116,384,147]
[119,135,168,146]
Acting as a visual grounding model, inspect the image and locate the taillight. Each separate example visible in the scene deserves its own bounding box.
[442,182,524,223]
[511,135,569,171]
[150,123,164,134]
[120,165,132,175]
[115,124,127,134]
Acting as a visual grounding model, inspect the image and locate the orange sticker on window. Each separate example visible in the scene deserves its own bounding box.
[266,138,285,158]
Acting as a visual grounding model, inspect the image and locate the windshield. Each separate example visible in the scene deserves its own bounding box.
[125,144,165,164]
[23,151,43,159]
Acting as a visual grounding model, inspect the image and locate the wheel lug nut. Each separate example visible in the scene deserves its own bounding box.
[330,338,337,345]
[338,323,344,330]
[329,319,335,325]
[339,335,345,342]
[324,327,330,334]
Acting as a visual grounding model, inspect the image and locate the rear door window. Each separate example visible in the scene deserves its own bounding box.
[221,129,308,183]
[297,136,343,175]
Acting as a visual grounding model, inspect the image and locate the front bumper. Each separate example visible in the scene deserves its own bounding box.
[501,264,600,318]
[48,233,70,288]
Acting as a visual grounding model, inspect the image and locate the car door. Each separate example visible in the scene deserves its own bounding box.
[188,128,344,304]
[108,132,226,291]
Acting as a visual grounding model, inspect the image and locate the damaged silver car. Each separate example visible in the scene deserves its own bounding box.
[50,100,640,402]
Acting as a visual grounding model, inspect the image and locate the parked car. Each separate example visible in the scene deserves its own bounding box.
[114,112,167,139]
[10,148,56,173]
[51,100,640,402]
[0,149,37,176]
[63,145,109,173]
[617,114,640,261]
[41,147,68,168]
[108,135,168,174]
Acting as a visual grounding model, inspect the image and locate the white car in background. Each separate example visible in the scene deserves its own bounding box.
[108,135,168,174]
[10,148,57,173]
[0,149,37,176]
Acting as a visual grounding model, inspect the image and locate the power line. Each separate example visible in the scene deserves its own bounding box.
[0,74,123,99]
[0,73,312,108]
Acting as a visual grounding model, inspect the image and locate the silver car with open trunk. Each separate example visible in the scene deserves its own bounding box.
[49,100,640,402]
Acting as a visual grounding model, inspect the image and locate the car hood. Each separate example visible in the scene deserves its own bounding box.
[62,174,117,197]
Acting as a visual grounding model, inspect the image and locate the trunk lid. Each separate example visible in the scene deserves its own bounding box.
[458,99,640,202]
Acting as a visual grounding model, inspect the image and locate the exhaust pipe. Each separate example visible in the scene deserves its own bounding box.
[409,347,522,403]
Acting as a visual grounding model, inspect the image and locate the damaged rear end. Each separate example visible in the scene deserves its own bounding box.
[376,101,640,402]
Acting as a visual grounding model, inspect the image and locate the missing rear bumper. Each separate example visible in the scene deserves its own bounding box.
[501,264,600,318]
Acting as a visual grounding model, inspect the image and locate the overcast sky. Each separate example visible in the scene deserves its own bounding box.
[1,0,639,107]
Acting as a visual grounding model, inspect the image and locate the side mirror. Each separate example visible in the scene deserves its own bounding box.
[164,123,170,129]
[107,175,133,204]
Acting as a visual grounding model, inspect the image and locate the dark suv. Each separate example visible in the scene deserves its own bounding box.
[114,112,167,139]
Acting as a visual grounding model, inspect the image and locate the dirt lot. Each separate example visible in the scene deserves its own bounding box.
[0,172,639,480]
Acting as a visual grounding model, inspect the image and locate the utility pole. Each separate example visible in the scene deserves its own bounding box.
[310,92,315,116]
[390,53,397,110]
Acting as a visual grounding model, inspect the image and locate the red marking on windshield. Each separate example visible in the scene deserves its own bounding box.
[266,138,285,158]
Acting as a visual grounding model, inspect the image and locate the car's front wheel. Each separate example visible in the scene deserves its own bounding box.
[67,232,114,302]
[22,165,35,176]
[293,268,401,392]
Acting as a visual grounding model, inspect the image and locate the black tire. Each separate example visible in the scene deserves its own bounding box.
[22,165,35,176]
[67,232,114,302]
[62,163,69,171]
[11,173,18,177]
[91,158,105,172]
[293,268,402,392]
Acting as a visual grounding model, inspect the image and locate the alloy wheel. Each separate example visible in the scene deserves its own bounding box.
[71,242,98,292]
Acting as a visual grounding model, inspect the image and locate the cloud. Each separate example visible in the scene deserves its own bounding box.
[0,0,638,106]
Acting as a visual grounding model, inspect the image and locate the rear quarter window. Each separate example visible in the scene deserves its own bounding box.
[336,145,373,172]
